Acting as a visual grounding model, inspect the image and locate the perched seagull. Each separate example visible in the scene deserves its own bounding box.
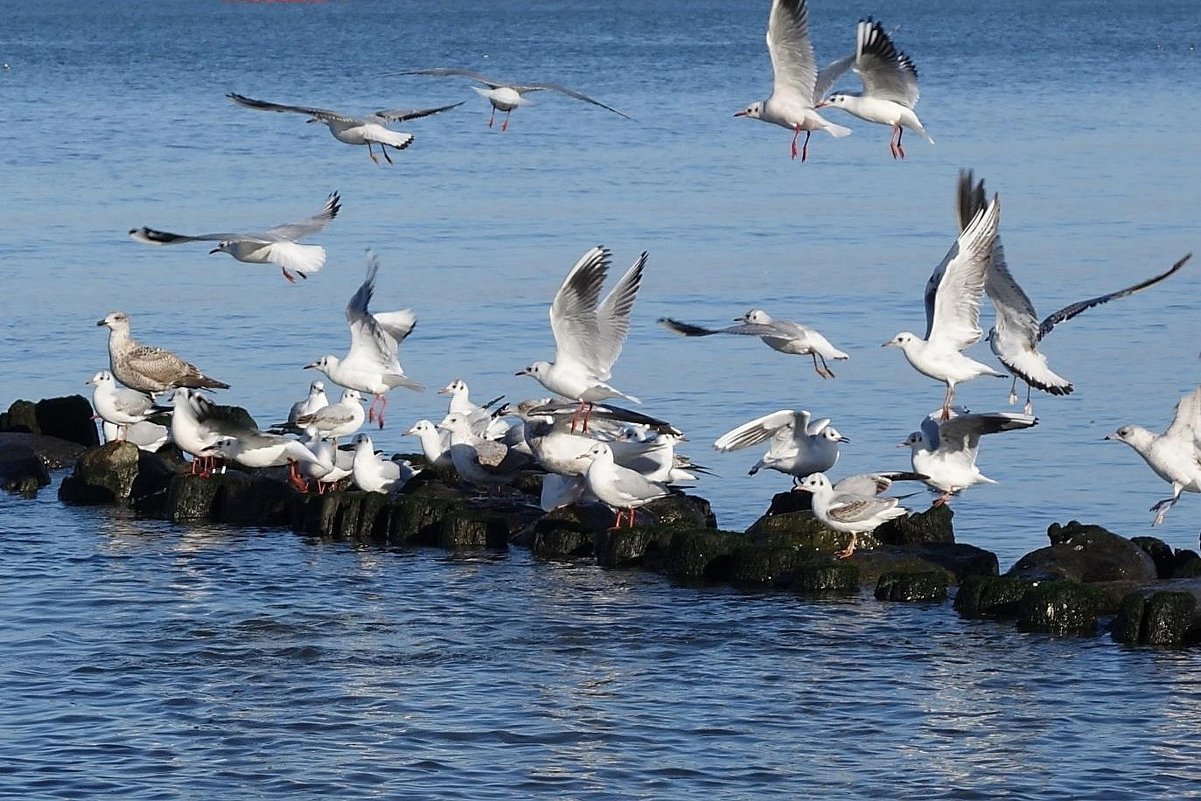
[227,92,463,164]
[658,308,849,378]
[607,428,711,484]
[166,389,231,477]
[578,442,672,529]
[735,0,854,161]
[517,247,647,428]
[795,472,909,558]
[202,432,322,492]
[1106,386,1201,526]
[294,425,353,493]
[397,68,632,131]
[883,195,1006,420]
[817,18,932,159]
[901,407,1038,505]
[403,419,452,469]
[959,171,1192,414]
[714,409,847,483]
[351,434,421,494]
[129,192,340,284]
[270,380,330,433]
[306,253,423,429]
[438,412,533,490]
[86,370,155,439]
[438,378,505,435]
[295,388,365,443]
[98,311,229,395]
[829,471,929,497]
[104,420,169,452]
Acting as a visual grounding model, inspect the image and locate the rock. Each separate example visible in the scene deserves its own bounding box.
[595,526,676,569]
[58,441,141,505]
[1111,591,1198,646]
[851,543,998,586]
[1131,536,1175,579]
[643,493,718,529]
[0,441,51,496]
[745,509,872,556]
[0,432,88,470]
[661,528,743,581]
[788,562,859,593]
[1015,581,1099,635]
[1171,551,1201,579]
[165,472,296,526]
[0,396,99,448]
[875,571,949,602]
[875,503,955,545]
[531,527,594,560]
[1007,521,1157,583]
[525,505,607,560]
[728,541,810,587]
[954,575,1040,618]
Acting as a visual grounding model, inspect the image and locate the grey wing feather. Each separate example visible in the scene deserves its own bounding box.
[854,19,920,107]
[130,226,250,245]
[374,101,465,122]
[263,192,341,242]
[956,170,987,233]
[398,68,508,88]
[919,415,942,451]
[517,82,633,119]
[114,387,155,416]
[658,318,784,338]
[827,494,897,523]
[227,93,357,124]
[592,251,647,374]
[550,246,610,373]
[814,52,855,101]
[938,412,1037,453]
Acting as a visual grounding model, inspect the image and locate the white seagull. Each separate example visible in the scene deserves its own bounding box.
[202,432,322,491]
[86,370,155,439]
[397,68,632,131]
[271,380,330,433]
[578,442,672,529]
[884,195,1006,420]
[517,246,647,428]
[438,413,533,490]
[901,407,1038,505]
[295,388,365,443]
[795,473,909,558]
[1105,386,1201,526]
[714,409,847,483]
[817,18,932,159]
[130,192,341,284]
[735,0,854,161]
[403,419,452,469]
[165,388,224,476]
[659,308,849,378]
[305,253,422,429]
[351,434,422,495]
[297,426,355,494]
[227,92,463,164]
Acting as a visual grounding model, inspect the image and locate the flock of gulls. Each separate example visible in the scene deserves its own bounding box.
[78,0,1198,557]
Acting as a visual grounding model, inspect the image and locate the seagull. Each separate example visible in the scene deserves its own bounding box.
[227,92,463,163]
[607,428,711,484]
[578,442,672,529]
[438,412,534,490]
[658,308,849,378]
[295,388,365,444]
[351,434,422,494]
[202,431,322,492]
[129,192,340,284]
[98,311,229,395]
[270,380,330,433]
[104,420,170,452]
[517,246,646,429]
[396,68,632,131]
[438,378,505,435]
[165,389,231,477]
[403,419,452,469]
[1105,385,1201,526]
[816,18,932,159]
[296,425,354,493]
[86,370,155,439]
[735,0,854,161]
[958,171,1192,414]
[714,409,847,483]
[305,253,422,429]
[901,407,1038,505]
[883,194,1006,420]
[795,472,909,558]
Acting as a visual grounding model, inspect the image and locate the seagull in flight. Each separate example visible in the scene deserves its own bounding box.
[817,18,933,159]
[398,68,632,132]
[958,171,1191,413]
[735,0,855,161]
[714,409,847,484]
[883,193,1006,420]
[130,192,340,283]
[227,93,463,164]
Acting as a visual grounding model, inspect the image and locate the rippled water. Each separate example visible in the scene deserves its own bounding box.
[3,0,1201,796]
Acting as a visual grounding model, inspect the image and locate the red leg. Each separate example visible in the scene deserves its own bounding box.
[367,395,378,424]
[501,110,511,132]
[896,127,906,160]
[790,125,801,160]
[580,402,594,433]
[375,394,388,429]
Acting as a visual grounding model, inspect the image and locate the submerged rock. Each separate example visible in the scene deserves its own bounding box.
[594,525,677,570]
[852,543,998,586]
[1008,521,1156,584]
[0,440,51,497]
[1111,591,1199,647]
[954,575,1040,618]
[1015,581,1100,635]
[875,571,949,602]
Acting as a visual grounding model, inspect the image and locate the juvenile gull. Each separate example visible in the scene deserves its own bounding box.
[227,93,463,163]
[795,472,909,558]
[98,311,229,394]
[714,409,847,483]
[734,0,854,161]
[351,434,422,495]
[1105,385,1201,526]
[659,308,849,378]
[901,407,1038,505]
[86,370,155,438]
[883,195,1006,420]
[817,18,933,159]
[130,192,340,284]
[578,442,672,529]
[397,68,632,131]
[305,253,423,429]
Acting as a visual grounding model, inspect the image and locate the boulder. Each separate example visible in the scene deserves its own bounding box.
[788,562,859,594]
[745,509,871,556]
[728,541,812,587]
[1131,536,1175,579]
[661,528,743,581]
[595,526,676,570]
[58,441,141,505]
[875,571,949,602]
[851,543,998,586]
[875,503,955,545]
[525,505,607,561]
[1111,591,1198,647]
[0,431,87,470]
[1007,521,1157,583]
[164,471,296,526]
[954,575,1040,618]
[643,493,718,529]
[0,440,51,497]
[0,396,99,448]
[1015,581,1100,635]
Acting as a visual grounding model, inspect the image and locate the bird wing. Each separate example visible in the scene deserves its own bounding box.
[919,414,942,451]
[1037,253,1192,342]
[607,465,671,504]
[767,0,818,104]
[833,471,928,495]
[113,387,155,417]
[226,93,359,124]
[515,82,633,120]
[955,170,987,233]
[374,101,465,123]
[397,68,508,88]
[1165,385,1201,441]
[549,246,610,375]
[123,344,201,386]
[129,226,254,245]
[714,409,805,452]
[937,412,1038,453]
[853,19,919,107]
[827,493,897,524]
[658,318,785,338]
[344,254,403,369]
[262,192,341,243]
[926,196,1000,349]
[814,52,856,103]
[592,251,647,376]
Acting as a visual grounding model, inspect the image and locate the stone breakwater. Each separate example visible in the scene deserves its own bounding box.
[4,395,1201,648]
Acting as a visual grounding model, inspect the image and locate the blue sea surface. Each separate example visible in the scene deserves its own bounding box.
[2,0,1200,797]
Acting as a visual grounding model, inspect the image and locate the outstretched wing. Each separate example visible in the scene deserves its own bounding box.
[937,411,1037,453]
[592,251,647,376]
[517,82,633,120]
[130,226,247,245]
[767,0,818,104]
[714,409,807,452]
[658,318,784,338]
[263,192,341,242]
[374,101,465,123]
[227,92,358,124]
[549,246,610,375]
[854,18,920,107]
[398,68,508,89]
[926,197,1000,349]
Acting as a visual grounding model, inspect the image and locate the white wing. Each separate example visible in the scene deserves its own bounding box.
[549,246,610,375]
[926,197,1000,350]
[714,409,808,452]
[344,255,405,370]
[262,192,341,242]
[1165,385,1201,442]
[767,0,818,105]
[591,251,647,377]
[854,19,920,107]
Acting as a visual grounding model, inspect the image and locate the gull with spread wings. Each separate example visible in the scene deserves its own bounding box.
[659,308,848,378]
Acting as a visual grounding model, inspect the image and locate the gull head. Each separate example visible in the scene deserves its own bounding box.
[1104,425,1151,449]
[209,241,233,256]
[578,442,614,464]
[439,379,468,396]
[734,102,763,119]
[353,433,374,451]
[436,413,470,434]
[883,332,917,349]
[899,431,925,450]
[737,309,772,325]
[403,420,436,437]
[305,355,337,375]
[97,311,130,330]
[820,426,850,445]
[816,93,850,110]
[309,380,325,393]
[86,370,113,387]
[201,437,238,458]
[340,389,363,405]
[795,473,831,494]
[516,361,551,380]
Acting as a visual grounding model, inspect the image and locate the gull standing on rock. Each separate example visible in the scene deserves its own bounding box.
[130,192,341,284]
[714,409,847,484]
[403,419,452,469]
[659,308,848,378]
[306,253,423,429]
[817,18,933,159]
[227,93,464,164]
[795,472,909,558]
[578,442,672,529]
[1106,385,1201,526]
[271,380,330,433]
[517,246,647,429]
[883,195,1006,420]
[397,68,632,131]
[295,388,365,444]
[98,311,229,395]
[438,413,533,491]
[86,370,155,439]
[351,434,422,495]
[735,0,855,161]
[202,432,323,492]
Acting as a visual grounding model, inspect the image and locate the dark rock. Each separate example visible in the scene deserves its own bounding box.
[643,493,718,529]
[745,509,870,556]
[0,400,38,434]
[1131,536,1175,579]
[729,542,810,587]
[1111,591,1198,647]
[532,528,594,560]
[595,526,676,569]
[59,441,141,505]
[954,575,1040,618]
[0,432,88,470]
[662,528,743,581]
[165,472,296,526]
[852,543,998,586]
[875,571,949,602]
[762,489,812,514]
[0,441,51,496]
[1007,521,1156,583]
[1015,581,1099,635]
[525,505,605,560]
[788,562,859,594]
[1,396,100,448]
[1170,551,1201,579]
[875,503,955,545]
